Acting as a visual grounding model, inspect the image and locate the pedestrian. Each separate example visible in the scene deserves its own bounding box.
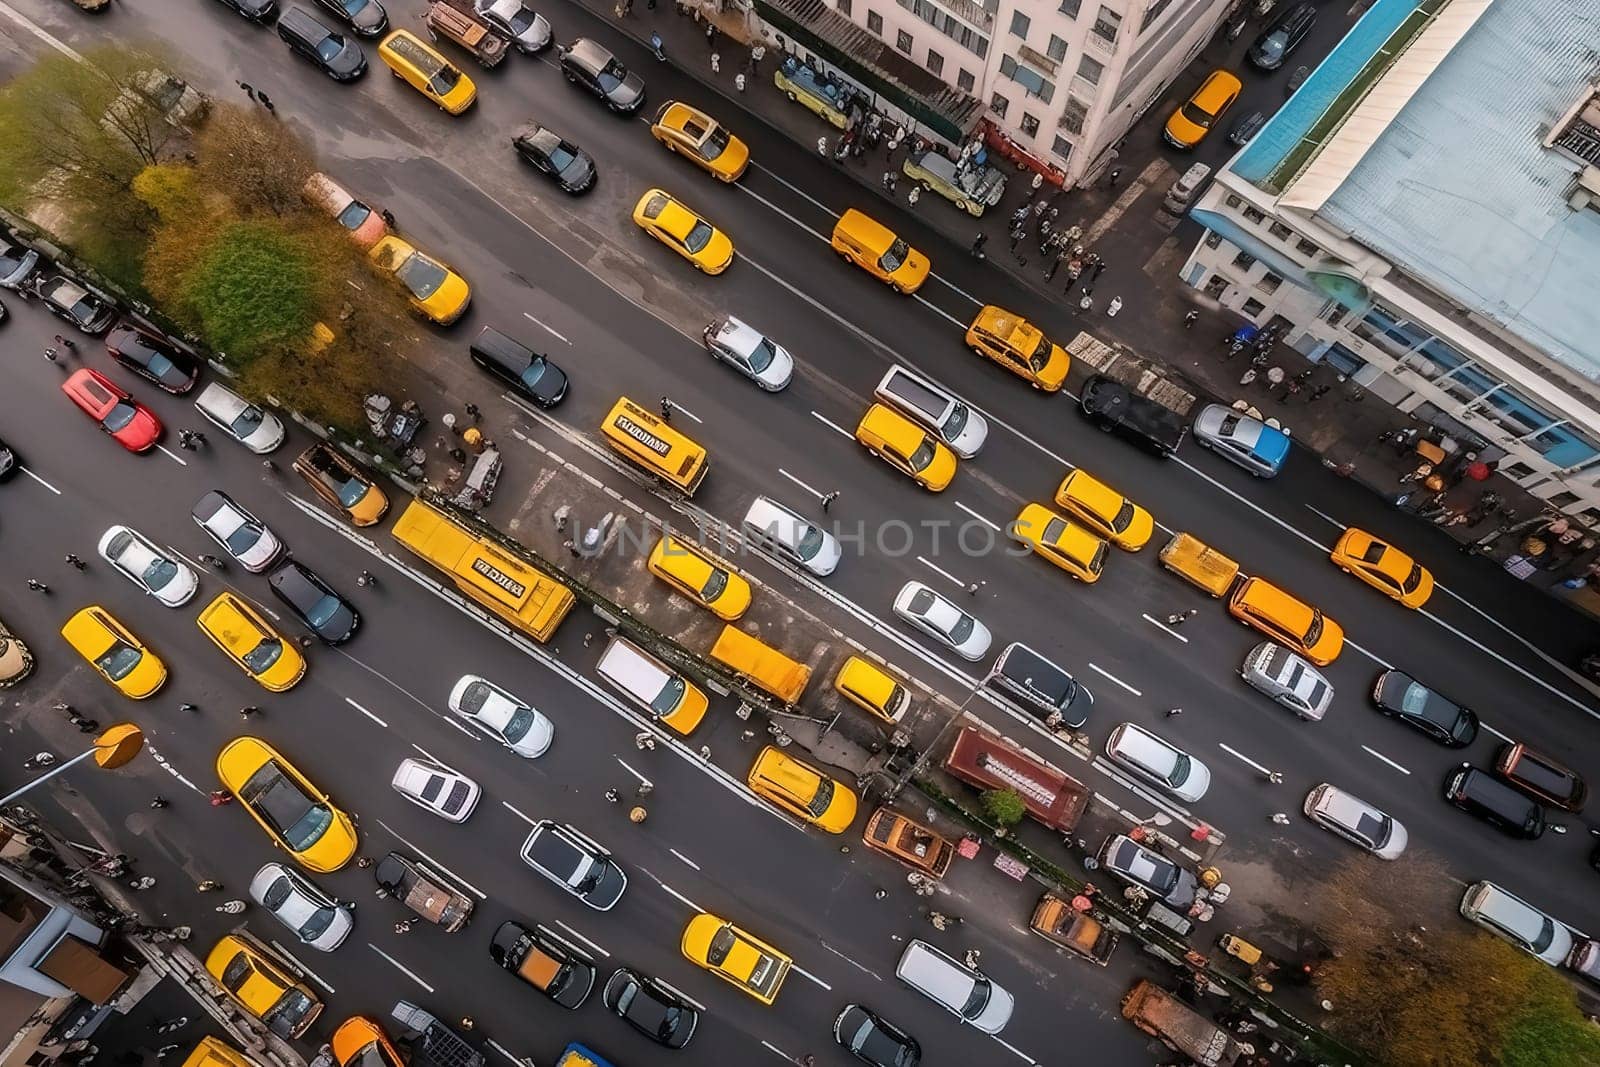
[257,91,274,114]
[963,949,981,968]
[72,717,98,733]
[1008,225,1025,252]
[710,52,720,75]
[705,21,716,46]
[393,919,413,934]
[357,569,375,587]
[199,555,226,570]
[1166,707,1183,717]
[209,790,233,806]
[818,135,829,156]
[735,72,746,93]
[751,44,764,74]
[64,553,85,570]
[1267,770,1284,784]
[459,1017,475,1032]
[1044,255,1061,282]
[1184,309,1199,329]
[237,80,256,102]
[150,795,169,809]
[1309,384,1331,401]
[634,732,657,751]
[1270,813,1291,825]
[130,876,157,891]
[907,186,920,207]
[177,430,195,450]
[180,702,199,713]
[1106,295,1123,317]
[196,880,223,892]
[629,806,648,824]
[636,780,653,797]
[966,581,984,595]
[1107,166,1123,187]
[969,232,987,259]
[238,705,260,719]
[189,429,207,446]
[26,578,48,593]
[1166,609,1198,625]
[23,752,57,771]
[43,346,58,363]
[53,334,77,352]
[1092,260,1108,282]
[820,490,840,512]
[604,788,621,803]
[378,208,397,232]
[1078,291,1093,312]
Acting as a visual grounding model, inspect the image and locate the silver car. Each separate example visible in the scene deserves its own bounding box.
[893,581,992,662]
[248,862,354,951]
[1192,403,1289,477]
[1241,642,1332,721]
[1303,783,1407,859]
[194,382,285,454]
[0,236,39,290]
[703,315,794,391]
[475,0,552,52]
[1104,722,1211,802]
[391,758,481,823]
[191,490,284,572]
[98,524,199,608]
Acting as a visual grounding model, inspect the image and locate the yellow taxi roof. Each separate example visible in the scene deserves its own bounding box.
[858,404,928,455]
[661,101,712,136]
[60,606,125,656]
[751,746,823,802]
[836,656,897,705]
[1235,577,1315,630]
[198,594,271,656]
[653,535,718,584]
[1344,529,1415,581]
[1058,469,1125,521]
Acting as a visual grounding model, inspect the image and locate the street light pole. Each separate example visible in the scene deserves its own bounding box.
[0,724,145,807]
[1,749,103,807]
[888,664,998,799]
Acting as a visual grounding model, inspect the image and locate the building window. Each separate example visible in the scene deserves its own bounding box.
[1092,5,1121,44]
[1052,135,1074,161]
[957,67,975,91]
[1242,298,1266,317]
[1232,250,1257,270]
[927,48,944,74]
[1323,304,1347,328]
[1242,206,1265,224]
[1021,112,1040,136]
[990,92,1009,118]
[1058,96,1086,134]
[867,9,882,33]
[1204,231,1223,249]
[1258,272,1283,294]
[1058,0,1080,16]
[1009,11,1030,39]
[1224,194,1243,209]
[1076,55,1104,85]
[1203,274,1229,297]
[1502,461,1536,480]
[1268,222,1293,241]
[1141,0,1174,31]
[1548,491,1581,509]
[838,0,851,12]
[1000,55,1055,102]
[1296,238,1320,257]
[1047,34,1068,61]
[897,29,913,52]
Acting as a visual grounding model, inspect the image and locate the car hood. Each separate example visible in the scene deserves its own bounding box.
[114,406,163,451]
[327,42,367,79]
[528,360,569,404]
[559,153,595,190]
[583,861,627,909]
[609,73,645,108]
[350,2,388,32]
[969,979,1015,1034]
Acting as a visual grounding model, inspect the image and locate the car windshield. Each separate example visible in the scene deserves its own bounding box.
[303,594,341,629]
[297,905,335,942]
[224,523,262,555]
[142,352,178,379]
[242,637,284,674]
[879,239,909,273]
[244,768,331,851]
[507,10,537,32]
[1029,334,1054,370]
[1257,30,1289,58]
[706,927,735,966]
[520,359,548,390]
[795,525,824,560]
[395,253,446,299]
[598,60,627,94]
[908,439,936,472]
[941,402,970,439]
[684,222,713,254]
[103,402,139,433]
[1530,916,1557,954]
[947,612,974,644]
[96,640,142,681]
[701,125,730,160]
[334,475,369,508]
[1402,563,1425,594]
[316,36,347,63]
[142,556,179,591]
[502,707,535,743]
[427,67,462,97]
[338,0,371,11]
[1180,100,1218,127]
[336,201,372,230]
[547,143,577,171]
[651,675,686,715]
[1355,811,1390,846]
[746,337,776,374]
[1399,681,1438,719]
[961,977,993,1018]
[1111,500,1135,532]
[230,405,266,437]
[1303,611,1324,647]
[807,776,835,817]
[699,568,728,601]
[1170,753,1193,787]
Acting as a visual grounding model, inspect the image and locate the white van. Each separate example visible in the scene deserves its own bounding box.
[874,365,988,458]
[1459,881,1573,966]
[595,635,708,736]
[742,496,841,576]
[895,939,1013,1034]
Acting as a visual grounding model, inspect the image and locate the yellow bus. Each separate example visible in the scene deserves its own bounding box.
[391,498,576,642]
[600,396,708,496]
[182,1037,262,1067]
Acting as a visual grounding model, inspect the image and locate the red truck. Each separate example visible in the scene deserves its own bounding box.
[1121,981,1242,1067]
[943,726,1090,832]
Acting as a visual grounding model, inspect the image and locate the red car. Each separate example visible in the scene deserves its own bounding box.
[61,368,162,452]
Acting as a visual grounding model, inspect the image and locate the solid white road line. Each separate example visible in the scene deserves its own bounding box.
[374,818,487,900]
[141,743,205,795]
[1217,742,1272,776]
[368,944,435,993]
[761,1041,794,1062]
[156,445,188,466]
[1142,613,1190,644]
[1342,639,1394,670]
[989,1034,1038,1063]
[486,1039,524,1066]
[663,399,703,423]
[1304,505,1346,529]
[615,756,650,784]
[553,920,611,958]
[1478,720,1513,743]
[522,311,571,344]
[955,500,1002,531]
[810,410,853,438]
[344,698,388,728]
[655,882,703,914]
[442,717,478,740]
[270,941,335,993]
[1417,605,1600,722]
[0,1,84,59]
[912,292,968,330]
[735,183,833,243]
[669,848,701,871]
[916,554,966,587]
[789,962,832,991]
[501,800,537,826]
[1361,745,1411,775]
[779,467,824,498]
[818,940,879,980]
[17,467,60,495]
[1088,662,1142,696]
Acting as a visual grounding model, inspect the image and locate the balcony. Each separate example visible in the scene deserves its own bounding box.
[1017,44,1057,77]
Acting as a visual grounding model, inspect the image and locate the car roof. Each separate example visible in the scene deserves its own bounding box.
[712,315,764,356]
[567,38,612,70]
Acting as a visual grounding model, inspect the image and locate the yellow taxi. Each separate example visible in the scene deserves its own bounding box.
[649,101,750,182]
[368,236,471,325]
[197,593,306,692]
[830,209,929,294]
[292,443,389,527]
[1011,502,1107,583]
[216,736,358,872]
[646,534,753,620]
[965,306,1071,391]
[205,933,322,1039]
[1330,528,1433,608]
[1164,69,1241,149]
[60,606,166,699]
[632,189,735,274]
[1053,469,1154,551]
[747,745,858,833]
[855,403,957,492]
[681,913,793,1005]
[332,1017,405,1067]
[1228,576,1344,665]
[179,1037,258,1067]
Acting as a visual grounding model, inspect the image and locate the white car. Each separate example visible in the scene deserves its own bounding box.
[248,862,353,952]
[1460,881,1573,966]
[447,675,554,758]
[520,820,628,910]
[475,0,552,52]
[391,758,481,823]
[191,490,284,572]
[702,315,795,391]
[97,525,199,607]
[1104,722,1211,803]
[1303,783,1407,859]
[892,581,991,662]
[193,382,286,454]
[741,496,840,577]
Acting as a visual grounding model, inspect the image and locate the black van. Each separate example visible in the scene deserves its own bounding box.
[276,6,367,82]
[468,327,569,408]
[987,642,1093,729]
[1443,764,1545,839]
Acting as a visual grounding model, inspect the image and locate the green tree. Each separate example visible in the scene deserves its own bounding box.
[181,221,320,358]
[979,788,1026,827]
[1498,1004,1600,1067]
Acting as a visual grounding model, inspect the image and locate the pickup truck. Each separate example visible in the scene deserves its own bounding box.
[1077,375,1187,457]
[902,150,1007,217]
[1029,893,1117,964]
[391,1001,486,1067]
[862,807,955,879]
[943,725,1090,833]
[1120,980,1242,1067]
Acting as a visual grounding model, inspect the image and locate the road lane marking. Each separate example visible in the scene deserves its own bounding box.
[1088,662,1141,696]
[368,944,434,992]
[442,716,478,740]
[1304,505,1345,529]
[1478,720,1513,743]
[156,445,188,466]
[912,291,968,330]
[669,848,701,871]
[955,501,1001,531]
[818,940,878,980]
[662,398,702,423]
[735,182,834,243]
[810,410,853,438]
[616,757,650,784]
[655,881,703,914]
[269,941,335,993]
[1361,745,1411,775]
[0,0,84,59]
[410,742,442,763]
[916,554,967,587]
[778,467,823,498]
[522,311,570,344]
[1416,605,1600,722]
[501,800,537,826]
[1142,613,1190,644]
[748,163,840,217]
[345,698,388,728]
[790,962,832,990]
[1217,742,1272,777]
[553,921,610,958]
[141,742,205,795]
[761,1041,794,1062]
[374,818,487,899]
[486,1039,524,1066]
[1342,639,1394,670]
[990,1034,1038,1063]
[17,467,60,494]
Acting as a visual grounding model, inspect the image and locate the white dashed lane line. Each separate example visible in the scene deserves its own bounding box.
[1088,662,1141,696]
[368,944,434,993]
[1362,745,1411,775]
[18,467,61,495]
[345,697,388,728]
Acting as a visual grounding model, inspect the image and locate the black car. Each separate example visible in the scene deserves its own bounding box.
[1077,374,1186,456]
[834,1004,921,1067]
[1371,669,1479,747]
[34,274,115,334]
[602,967,698,1049]
[213,0,278,20]
[1227,110,1267,146]
[468,326,568,408]
[0,437,17,481]
[519,820,627,910]
[276,7,368,82]
[1443,764,1545,839]
[512,125,597,195]
[311,0,388,36]
[373,852,474,931]
[1247,1,1316,71]
[104,322,201,394]
[267,560,359,643]
[488,920,596,1009]
[557,38,645,114]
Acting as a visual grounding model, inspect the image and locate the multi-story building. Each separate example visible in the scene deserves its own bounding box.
[1179,0,1600,520]
[753,0,1232,184]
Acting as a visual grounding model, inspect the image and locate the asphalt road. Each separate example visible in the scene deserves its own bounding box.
[2,0,1600,1060]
